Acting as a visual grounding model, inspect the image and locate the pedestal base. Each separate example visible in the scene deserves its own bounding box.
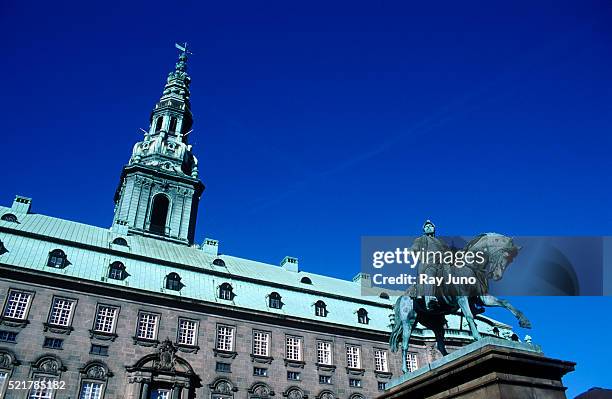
[379,337,575,399]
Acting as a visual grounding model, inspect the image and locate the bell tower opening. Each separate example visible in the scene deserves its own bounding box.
[149,194,170,235]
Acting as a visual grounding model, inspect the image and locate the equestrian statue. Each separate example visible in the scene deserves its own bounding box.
[389,220,532,373]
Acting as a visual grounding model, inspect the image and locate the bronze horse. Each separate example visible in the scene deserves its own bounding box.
[389,233,532,373]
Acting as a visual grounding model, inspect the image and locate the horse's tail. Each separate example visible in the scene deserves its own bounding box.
[389,296,403,352]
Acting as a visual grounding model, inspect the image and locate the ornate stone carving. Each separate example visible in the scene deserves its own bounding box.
[213,380,232,395]
[154,339,177,371]
[285,389,304,399]
[39,359,59,374]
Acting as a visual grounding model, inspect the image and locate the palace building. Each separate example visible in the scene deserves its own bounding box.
[0,47,514,399]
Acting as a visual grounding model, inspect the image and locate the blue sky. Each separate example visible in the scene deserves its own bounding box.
[1,0,611,396]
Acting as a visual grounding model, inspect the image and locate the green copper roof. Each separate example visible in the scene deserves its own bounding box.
[0,204,511,336]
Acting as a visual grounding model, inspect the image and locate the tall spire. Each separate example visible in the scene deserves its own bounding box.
[112,44,204,245]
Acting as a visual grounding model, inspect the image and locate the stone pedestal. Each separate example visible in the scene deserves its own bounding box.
[379,337,575,399]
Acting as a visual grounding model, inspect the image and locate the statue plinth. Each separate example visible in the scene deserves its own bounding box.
[379,337,575,399]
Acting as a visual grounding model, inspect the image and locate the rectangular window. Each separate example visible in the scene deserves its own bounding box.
[287,371,301,381]
[349,378,362,388]
[136,312,159,340]
[43,337,63,349]
[28,377,55,399]
[317,341,332,365]
[378,381,387,391]
[79,382,103,399]
[216,362,231,373]
[286,336,302,361]
[252,331,270,357]
[0,372,7,394]
[177,318,197,346]
[94,305,118,333]
[319,375,332,384]
[216,325,235,352]
[90,344,109,356]
[150,389,171,399]
[48,297,75,326]
[374,349,389,372]
[3,290,32,319]
[253,367,268,377]
[406,352,419,372]
[0,330,17,343]
[346,345,361,369]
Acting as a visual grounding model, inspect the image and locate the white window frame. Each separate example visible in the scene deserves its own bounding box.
[346,345,361,369]
[406,351,419,372]
[79,381,104,399]
[252,330,270,357]
[216,325,235,352]
[177,318,198,346]
[27,376,56,399]
[136,311,159,340]
[48,297,76,327]
[374,349,389,372]
[3,289,33,320]
[285,335,302,361]
[317,341,332,365]
[93,304,118,334]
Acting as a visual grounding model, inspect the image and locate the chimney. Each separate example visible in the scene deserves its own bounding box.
[352,272,371,285]
[11,195,32,214]
[202,238,219,256]
[111,219,129,235]
[281,256,299,272]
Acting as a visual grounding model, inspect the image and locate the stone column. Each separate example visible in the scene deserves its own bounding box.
[140,381,150,399]
[172,384,183,399]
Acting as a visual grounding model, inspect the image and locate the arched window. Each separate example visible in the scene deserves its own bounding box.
[169,117,178,133]
[213,258,226,267]
[268,292,282,309]
[283,387,305,399]
[108,262,127,280]
[209,378,235,399]
[379,292,390,300]
[1,213,18,223]
[155,116,163,132]
[357,308,369,324]
[165,273,182,291]
[78,361,112,399]
[149,194,170,235]
[219,283,234,300]
[112,237,128,246]
[300,276,312,285]
[315,300,327,317]
[316,390,335,399]
[47,249,68,268]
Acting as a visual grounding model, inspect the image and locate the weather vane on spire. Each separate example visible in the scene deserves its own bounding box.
[175,42,192,57]
[173,42,192,73]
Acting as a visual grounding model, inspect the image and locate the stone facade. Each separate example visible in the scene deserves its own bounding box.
[0,276,424,399]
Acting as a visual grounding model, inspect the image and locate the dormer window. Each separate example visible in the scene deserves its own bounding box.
[108,262,127,280]
[112,237,128,246]
[47,249,68,268]
[269,292,282,309]
[315,300,327,317]
[379,292,390,300]
[213,258,226,267]
[219,283,234,300]
[0,240,7,255]
[357,308,369,324]
[300,276,312,285]
[1,213,18,223]
[165,272,182,291]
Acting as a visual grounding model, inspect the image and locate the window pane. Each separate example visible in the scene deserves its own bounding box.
[49,298,74,326]
[3,291,32,319]
[79,382,103,399]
